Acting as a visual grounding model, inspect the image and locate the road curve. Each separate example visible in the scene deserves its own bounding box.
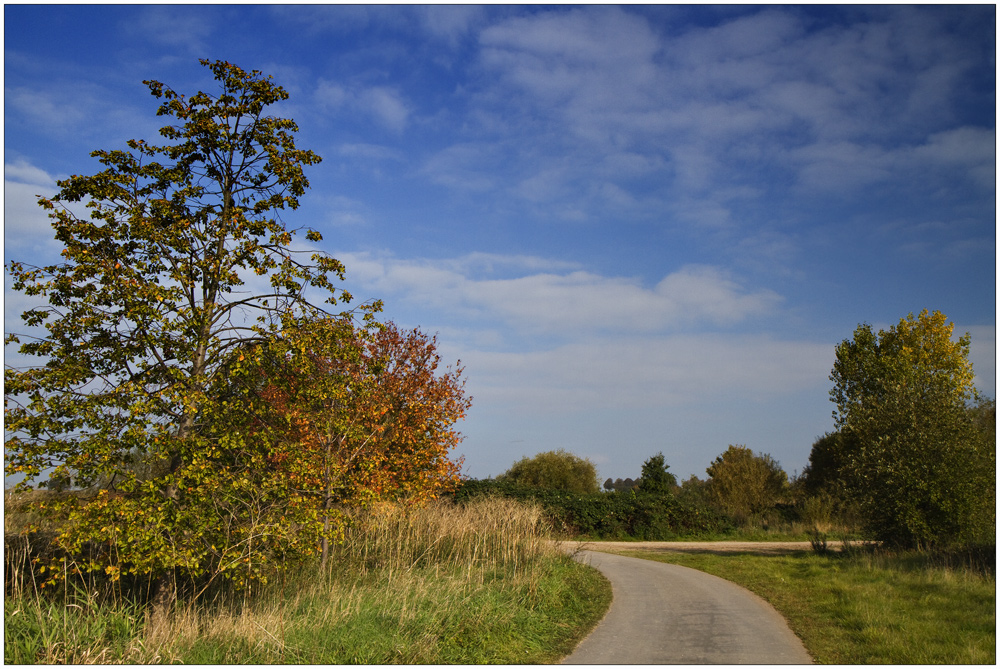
[562,549,812,665]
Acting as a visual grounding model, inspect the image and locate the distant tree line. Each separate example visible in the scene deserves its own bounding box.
[457,311,995,552]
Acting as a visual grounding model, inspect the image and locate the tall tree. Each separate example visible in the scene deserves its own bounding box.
[4,61,363,595]
[830,310,994,547]
[800,431,855,498]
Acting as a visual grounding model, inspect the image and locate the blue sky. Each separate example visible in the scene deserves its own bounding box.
[4,4,996,483]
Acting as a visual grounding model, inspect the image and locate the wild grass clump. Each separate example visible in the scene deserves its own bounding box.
[841,542,996,579]
[151,496,603,664]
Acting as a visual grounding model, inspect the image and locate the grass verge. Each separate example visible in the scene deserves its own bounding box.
[5,497,611,664]
[616,546,994,664]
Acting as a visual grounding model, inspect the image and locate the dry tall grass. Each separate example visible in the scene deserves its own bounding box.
[335,496,552,574]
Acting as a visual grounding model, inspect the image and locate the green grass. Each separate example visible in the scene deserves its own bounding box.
[616,546,995,664]
[5,497,611,664]
[4,583,152,664]
[169,556,609,664]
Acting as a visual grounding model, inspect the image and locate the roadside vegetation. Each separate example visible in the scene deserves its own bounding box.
[5,495,610,664]
[619,544,995,664]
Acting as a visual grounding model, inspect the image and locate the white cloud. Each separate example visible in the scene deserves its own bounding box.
[791,126,996,193]
[481,6,659,68]
[359,87,410,133]
[791,141,896,191]
[668,9,804,64]
[419,143,498,191]
[6,86,92,136]
[461,334,834,415]
[5,160,57,189]
[316,80,411,132]
[130,7,213,52]
[338,252,781,337]
[962,325,996,397]
[912,127,996,189]
[459,5,991,219]
[416,5,485,47]
[338,143,404,161]
[4,161,62,260]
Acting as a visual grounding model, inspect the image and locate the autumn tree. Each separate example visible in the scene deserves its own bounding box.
[830,310,995,548]
[4,60,366,600]
[705,445,787,523]
[500,449,600,494]
[254,317,470,567]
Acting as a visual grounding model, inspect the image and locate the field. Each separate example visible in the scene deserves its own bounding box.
[4,496,611,664]
[605,541,995,664]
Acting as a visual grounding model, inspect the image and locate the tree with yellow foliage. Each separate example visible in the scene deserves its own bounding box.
[830,310,994,548]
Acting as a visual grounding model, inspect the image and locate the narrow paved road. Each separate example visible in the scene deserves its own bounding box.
[562,549,812,664]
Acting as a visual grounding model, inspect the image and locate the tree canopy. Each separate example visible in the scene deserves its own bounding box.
[500,449,600,494]
[638,452,677,494]
[829,310,994,547]
[705,445,787,523]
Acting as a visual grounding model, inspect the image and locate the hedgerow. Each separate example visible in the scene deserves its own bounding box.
[452,479,732,539]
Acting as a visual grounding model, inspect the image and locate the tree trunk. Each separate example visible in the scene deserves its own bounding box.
[320,436,334,570]
[320,506,331,570]
[148,569,177,629]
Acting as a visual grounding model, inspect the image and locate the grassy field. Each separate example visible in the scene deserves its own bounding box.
[5,497,611,664]
[617,544,995,664]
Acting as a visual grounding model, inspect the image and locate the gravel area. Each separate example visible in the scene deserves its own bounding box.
[560,540,834,555]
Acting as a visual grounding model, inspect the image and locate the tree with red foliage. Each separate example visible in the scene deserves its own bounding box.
[257,316,471,566]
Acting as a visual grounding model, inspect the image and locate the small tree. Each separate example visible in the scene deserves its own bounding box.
[705,445,787,523]
[500,449,599,494]
[830,310,995,548]
[256,317,470,567]
[638,452,677,494]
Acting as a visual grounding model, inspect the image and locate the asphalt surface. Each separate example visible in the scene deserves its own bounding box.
[562,549,813,665]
